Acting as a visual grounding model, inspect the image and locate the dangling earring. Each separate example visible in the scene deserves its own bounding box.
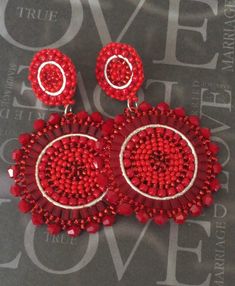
[96,42,222,225]
[9,49,118,236]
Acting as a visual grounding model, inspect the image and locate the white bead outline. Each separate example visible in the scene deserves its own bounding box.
[35,133,107,209]
[104,55,133,90]
[119,124,198,201]
[37,61,66,96]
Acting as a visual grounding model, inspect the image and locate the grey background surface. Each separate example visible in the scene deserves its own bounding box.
[0,0,234,285]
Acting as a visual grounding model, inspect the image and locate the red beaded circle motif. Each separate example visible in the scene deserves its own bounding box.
[96,42,144,101]
[9,112,116,236]
[29,49,77,106]
[101,102,222,224]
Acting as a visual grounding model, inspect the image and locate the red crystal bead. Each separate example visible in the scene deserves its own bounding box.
[10,184,21,197]
[117,203,133,216]
[77,111,88,120]
[91,112,102,123]
[18,200,31,213]
[157,102,169,111]
[174,107,185,117]
[67,226,81,237]
[153,214,168,225]
[190,205,202,217]
[189,115,200,126]
[202,194,214,207]
[213,162,222,174]
[86,223,100,233]
[18,133,31,145]
[139,101,152,111]
[210,178,221,192]
[47,224,61,235]
[33,119,45,131]
[48,113,60,125]
[12,149,23,161]
[32,213,44,225]
[201,128,211,138]
[102,215,115,226]
[209,143,219,154]
[174,213,185,224]
[136,211,149,223]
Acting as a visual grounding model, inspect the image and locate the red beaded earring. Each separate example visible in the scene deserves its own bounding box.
[96,42,222,225]
[9,49,118,236]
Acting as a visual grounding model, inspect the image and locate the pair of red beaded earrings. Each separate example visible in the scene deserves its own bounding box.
[8,43,222,237]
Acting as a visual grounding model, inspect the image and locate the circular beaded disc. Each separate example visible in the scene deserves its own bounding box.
[100,102,222,225]
[9,112,117,236]
[96,42,144,102]
[29,49,77,106]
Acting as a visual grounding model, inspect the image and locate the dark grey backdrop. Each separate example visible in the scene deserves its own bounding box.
[0,0,234,285]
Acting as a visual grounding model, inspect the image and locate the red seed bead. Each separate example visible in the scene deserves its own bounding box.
[117,203,133,216]
[102,215,115,226]
[202,194,214,207]
[136,211,149,223]
[48,113,60,125]
[18,133,31,145]
[47,224,61,235]
[153,214,168,225]
[10,184,21,197]
[86,223,100,234]
[18,200,31,213]
[33,119,45,131]
[67,226,81,237]
[32,213,44,225]
[12,149,23,161]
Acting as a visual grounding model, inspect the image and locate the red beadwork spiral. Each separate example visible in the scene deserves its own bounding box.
[96,42,144,102]
[8,111,117,236]
[99,102,222,225]
[28,49,77,106]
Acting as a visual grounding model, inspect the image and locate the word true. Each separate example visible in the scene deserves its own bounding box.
[16,7,58,22]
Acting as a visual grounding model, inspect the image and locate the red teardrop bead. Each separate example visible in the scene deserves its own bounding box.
[174,107,185,117]
[157,102,169,111]
[189,115,200,126]
[213,162,222,174]
[209,143,219,154]
[139,101,152,111]
[174,213,185,224]
[77,111,88,120]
